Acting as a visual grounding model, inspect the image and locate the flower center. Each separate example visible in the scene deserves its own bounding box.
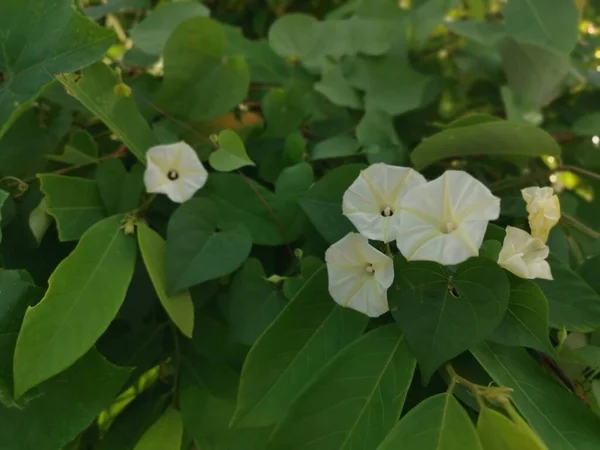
[441,221,457,234]
[167,170,179,181]
[381,206,393,217]
[365,264,375,275]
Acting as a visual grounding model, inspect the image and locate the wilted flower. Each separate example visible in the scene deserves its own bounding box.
[144,142,208,203]
[325,232,394,317]
[342,163,426,243]
[498,226,552,280]
[521,186,560,243]
[395,170,500,265]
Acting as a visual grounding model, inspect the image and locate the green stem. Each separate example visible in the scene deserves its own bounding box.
[561,214,600,240]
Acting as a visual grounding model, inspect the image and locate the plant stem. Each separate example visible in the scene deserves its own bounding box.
[561,214,600,240]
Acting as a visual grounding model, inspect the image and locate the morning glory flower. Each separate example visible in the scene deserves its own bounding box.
[342,163,426,243]
[498,226,552,280]
[521,186,560,243]
[325,232,394,318]
[395,170,500,265]
[144,142,208,203]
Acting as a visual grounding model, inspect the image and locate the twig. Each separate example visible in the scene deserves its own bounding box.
[561,214,600,240]
[24,144,128,183]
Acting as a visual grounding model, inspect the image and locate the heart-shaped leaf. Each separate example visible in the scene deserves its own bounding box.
[157,17,250,121]
[389,256,509,382]
[166,198,252,293]
[209,130,255,172]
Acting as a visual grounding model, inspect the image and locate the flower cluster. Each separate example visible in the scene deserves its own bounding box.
[325,163,559,318]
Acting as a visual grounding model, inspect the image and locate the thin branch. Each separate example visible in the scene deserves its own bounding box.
[561,214,600,240]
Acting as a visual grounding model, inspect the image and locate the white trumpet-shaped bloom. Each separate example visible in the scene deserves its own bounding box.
[521,186,560,243]
[144,142,208,203]
[395,170,500,265]
[498,226,552,280]
[342,163,426,243]
[325,233,394,317]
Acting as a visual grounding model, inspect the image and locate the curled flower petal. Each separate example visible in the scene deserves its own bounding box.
[521,186,560,243]
[498,226,552,280]
[342,163,426,243]
[325,233,394,317]
[396,170,500,265]
[144,142,208,203]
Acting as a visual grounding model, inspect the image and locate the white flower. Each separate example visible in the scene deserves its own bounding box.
[144,142,208,203]
[325,232,394,318]
[521,186,560,243]
[498,226,552,280]
[395,170,500,265]
[342,164,426,243]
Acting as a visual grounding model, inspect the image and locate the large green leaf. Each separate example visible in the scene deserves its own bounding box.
[411,119,561,170]
[157,17,250,121]
[48,130,98,165]
[166,198,252,293]
[500,38,570,108]
[58,63,158,162]
[231,268,368,427]
[1,348,130,450]
[472,341,600,450]
[536,255,600,331]
[389,257,509,382]
[134,408,183,450]
[203,173,305,246]
[129,1,210,55]
[503,0,578,54]
[138,222,194,338]
[377,393,482,450]
[95,160,145,214]
[227,258,287,346]
[489,275,553,355]
[39,174,107,242]
[13,215,137,398]
[299,164,365,244]
[209,129,255,172]
[0,0,114,136]
[269,325,416,450]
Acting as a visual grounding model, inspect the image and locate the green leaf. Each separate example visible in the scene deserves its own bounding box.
[389,257,510,382]
[231,267,368,427]
[157,17,250,121]
[472,341,600,449]
[134,408,183,450]
[347,55,435,116]
[0,348,130,450]
[39,174,107,242]
[311,135,360,160]
[13,215,137,398]
[489,275,553,355]
[209,129,255,172]
[445,20,505,47]
[138,222,194,338]
[261,88,306,138]
[96,160,145,214]
[378,393,482,450]
[269,325,415,450]
[130,1,210,55]
[274,162,314,199]
[0,108,72,178]
[48,130,98,165]
[315,65,361,109]
[299,164,365,244]
[536,254,600,331]
[477,406,547,450]
[268,13,323,61]
[503,0,578,54]
[572,112,600,136]
[0,190,10,244]
[58,63,158,163]
[357,109,405,165]
[410,119,561,170]
[500,38,570,108]
[227,258,287,346]
[166,198,252,293]
[0,0,114,137]
[203,173,305,245]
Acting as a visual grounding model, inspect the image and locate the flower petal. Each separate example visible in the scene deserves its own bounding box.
[498,226,552,280]
[342,164,426,242]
